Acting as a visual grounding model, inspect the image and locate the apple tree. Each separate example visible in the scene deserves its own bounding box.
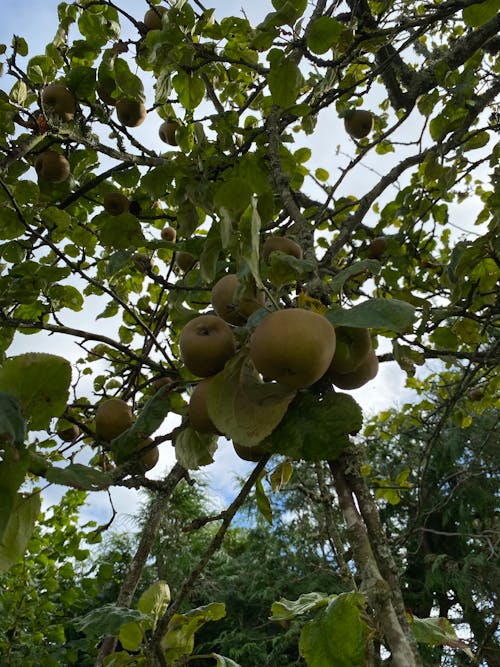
[0,0,498,665]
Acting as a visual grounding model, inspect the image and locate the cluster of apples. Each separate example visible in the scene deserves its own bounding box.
[176,235,379,460]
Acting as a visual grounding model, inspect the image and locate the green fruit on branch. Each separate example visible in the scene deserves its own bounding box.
[175,251,196,272]
[188,377,221,434]
[328,326,372,375]
[34,151,70,184]
[116,99,147,127]
[211,273,265,326]
[95,398,134,442]
[249,308,336,389]
[329,349,379,390]
[367,236,388,259]
[344,109,374,139]
[159,120,179,146]
[103,192,130,215]
[180,315,236,377]
[161,226,177,242]
[262,236,303,264]
[233,441,269,462]
[144,6,167,31]
[56,421,80,442]
[42,84,76,121]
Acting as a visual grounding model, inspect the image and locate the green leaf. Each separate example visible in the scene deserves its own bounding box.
[307,17,343,54]
[463,0,500,27]
[206,351,296,447]
[45,464,111,491]
[172,71,205,110]
[66,65,96,97]
[26,55,57,84]
[268,60,304,108]
[255,473,273,524]
[118,621,144,652]
[100,213,145,249]
[326,298,416,333]
[299,592,370,667]
[114,58,144,100]
[175,427,218,470]
[138,580,171,622]
[161,603,226,663]
[48,284,84,311]
[214,178,252,216]
[0,492,41,572]
[410,615,474,658]
[240,199,264,288]
[199,225,221,284]
[329,260,381,293]
[270,460,294,492]
[74,604,150,638]
[266,392,362,462]
[266,252,315,287]
[111,386,171,462]
[0,353,71,430]
[0,392,25,446]
[270,592,330,621]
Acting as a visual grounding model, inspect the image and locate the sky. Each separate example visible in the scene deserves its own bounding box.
[0,1,485,531]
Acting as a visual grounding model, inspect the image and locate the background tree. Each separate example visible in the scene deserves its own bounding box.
[0,0,498,665]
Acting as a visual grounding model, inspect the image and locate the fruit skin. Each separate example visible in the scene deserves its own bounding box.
[175,251,196,272]
[249,308,336,389]
[211,273,265,326]
[34,151,70,184]
[367,237,388,259]
[42,84,76,121]
[344,109,374,139]
[180,315,236,377]
[137,438,159,471]
[116,99,147,127]
[329,349,379,390]
[233,441,269,462]
[188,377,220,434]
[161,226,177,242]
[144,6,167,31]
[159,120,179,146]
[56,422,80,442]
[262,236,303,264]
[103,192,130,215]
[95,398,134,442]
[328,326,372,375]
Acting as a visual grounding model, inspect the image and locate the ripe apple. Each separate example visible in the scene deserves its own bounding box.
[34,151,70,184]
[367,237,388,259]
[103,192,130,215]
[159,120,179,146]
[211,273,265,326]
[144,6,167,31]
[233,441,270,462]
[188,377,220,434]
[249,308,336,389]
[179,314,236,377]
[116,99,147,127]
[42,84,76,121]
[95,398,134,442]
[344,109,374,139]
[175,251,196,272]
[262,236,303,263]
[161,226,177,242]
[329,349,379,390]
[137,438,159,471]
[56,421,80,442]
[328,326,372,375]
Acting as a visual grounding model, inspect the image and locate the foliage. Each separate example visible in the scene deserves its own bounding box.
[0,0,498,664]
